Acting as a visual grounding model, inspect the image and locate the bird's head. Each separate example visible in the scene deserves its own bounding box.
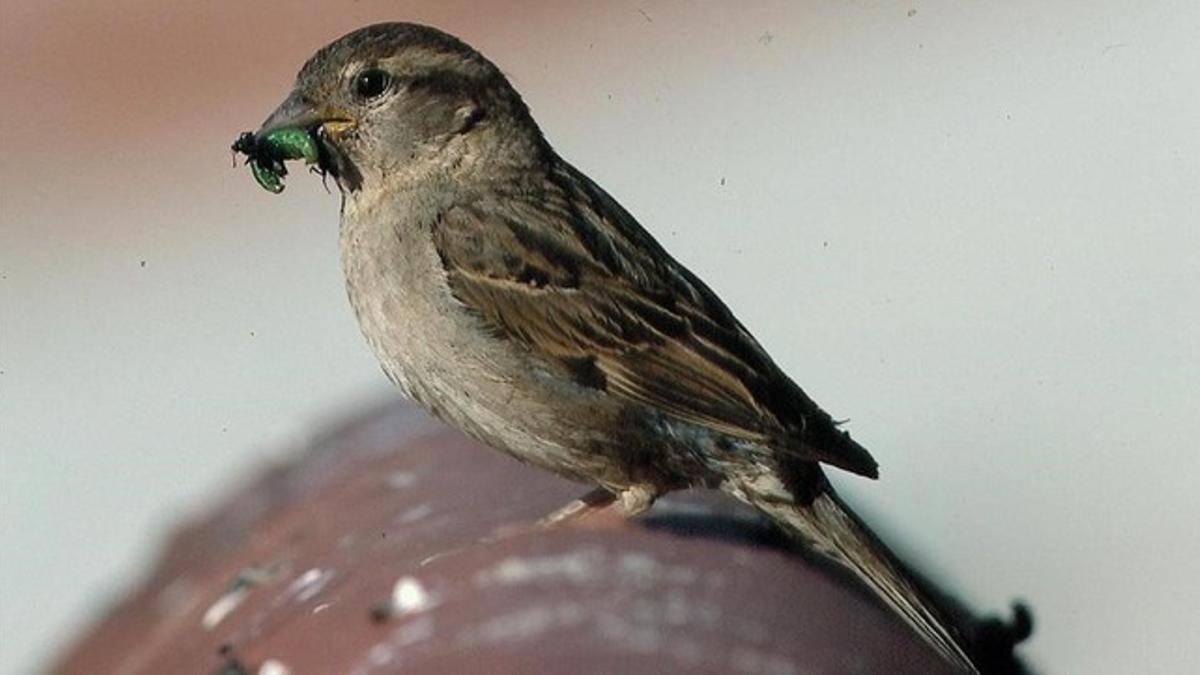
[248,22,543,194]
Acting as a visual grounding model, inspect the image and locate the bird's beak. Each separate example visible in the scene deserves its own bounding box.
[254,90,363,191]
[257,90,357,143]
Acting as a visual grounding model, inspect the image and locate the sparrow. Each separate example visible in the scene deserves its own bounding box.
[238,22,978,671]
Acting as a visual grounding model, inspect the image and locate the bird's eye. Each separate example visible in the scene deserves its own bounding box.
[354,69,391,100]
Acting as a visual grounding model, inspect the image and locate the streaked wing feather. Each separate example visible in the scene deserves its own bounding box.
[431,161,878,477]
[447,266,770,440]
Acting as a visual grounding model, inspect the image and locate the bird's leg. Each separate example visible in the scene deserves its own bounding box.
[536,486,616,528]
[534,483,660,530]
[615,483,659,517]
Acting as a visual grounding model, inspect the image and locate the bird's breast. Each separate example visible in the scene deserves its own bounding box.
[337,203,595,476]
[338,205,469,404]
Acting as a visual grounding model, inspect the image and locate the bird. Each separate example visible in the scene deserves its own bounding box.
[240,22,979,671]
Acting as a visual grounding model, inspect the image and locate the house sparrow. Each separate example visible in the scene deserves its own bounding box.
[238,22,977,671]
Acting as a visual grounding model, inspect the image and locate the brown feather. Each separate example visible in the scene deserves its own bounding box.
[432,159,879,478]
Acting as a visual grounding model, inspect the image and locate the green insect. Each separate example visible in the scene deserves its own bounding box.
[231,128,321,193]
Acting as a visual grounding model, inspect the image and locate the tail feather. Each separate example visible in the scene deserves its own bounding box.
[733,478,978,673]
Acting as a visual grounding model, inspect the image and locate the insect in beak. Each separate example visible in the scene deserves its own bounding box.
[230,128,322,193]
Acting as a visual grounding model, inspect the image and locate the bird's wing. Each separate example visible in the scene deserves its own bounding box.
[432,161,878,478]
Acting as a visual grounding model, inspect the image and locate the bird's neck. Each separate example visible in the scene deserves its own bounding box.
[341,129,550,221]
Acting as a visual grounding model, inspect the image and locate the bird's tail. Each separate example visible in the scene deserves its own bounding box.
[731,476,979,673]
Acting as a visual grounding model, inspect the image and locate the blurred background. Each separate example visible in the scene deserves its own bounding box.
[2,1,1197,672]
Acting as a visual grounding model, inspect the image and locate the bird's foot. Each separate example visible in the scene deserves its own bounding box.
[615,483,658,517]
[533,484,659,529]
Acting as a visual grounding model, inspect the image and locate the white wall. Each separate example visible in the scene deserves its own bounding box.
[2,1,1197,672]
